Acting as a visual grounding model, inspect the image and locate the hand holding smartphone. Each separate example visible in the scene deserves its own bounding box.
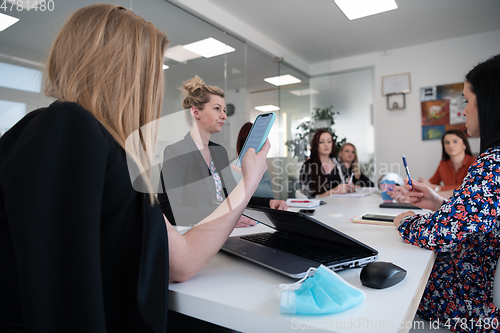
[236,113,276,167]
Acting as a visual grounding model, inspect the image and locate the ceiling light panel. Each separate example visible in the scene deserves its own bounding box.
[0,12,19,31]
[164,45,202,63]
[334,0,398,20]
[290,88,319,96]
[183,37,235,58]
[264,74,301,87]
[255,105,280,112]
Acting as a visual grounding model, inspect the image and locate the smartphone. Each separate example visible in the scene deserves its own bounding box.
[299,209,315,216]
[379,202,422,210]
[236,112,276,167]
[361,214,396,222]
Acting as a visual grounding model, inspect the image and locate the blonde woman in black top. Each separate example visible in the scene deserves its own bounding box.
[0,5,269,332]
[337,142,374,188]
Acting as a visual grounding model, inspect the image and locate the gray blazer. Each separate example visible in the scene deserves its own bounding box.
[158,133,271,226]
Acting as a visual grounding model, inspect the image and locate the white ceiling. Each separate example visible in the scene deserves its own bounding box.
[198,0,500,64]
[1,0,499,96]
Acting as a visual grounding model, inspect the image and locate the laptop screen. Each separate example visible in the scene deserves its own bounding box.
[244,206,377,255]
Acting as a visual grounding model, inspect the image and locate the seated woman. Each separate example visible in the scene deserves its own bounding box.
[393,54,500,329]
[299,129,354,198]
[231,122,275,198]
[392,130,475,202]
[158,76,286,228]
[337,142,374,187]
[0,4,270,331]
[420,129,475,194]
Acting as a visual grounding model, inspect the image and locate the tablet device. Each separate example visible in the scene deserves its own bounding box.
[236,112,276,167]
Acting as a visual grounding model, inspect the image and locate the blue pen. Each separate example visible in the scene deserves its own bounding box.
[402,154,413,189]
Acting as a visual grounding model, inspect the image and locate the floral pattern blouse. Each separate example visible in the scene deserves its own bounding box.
[398,147,500,332]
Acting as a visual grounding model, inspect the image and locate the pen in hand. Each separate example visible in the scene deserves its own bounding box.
[402,154,413,190]
[348,173,355,192]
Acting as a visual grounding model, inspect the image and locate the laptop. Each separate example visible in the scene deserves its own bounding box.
[221,206,378,278]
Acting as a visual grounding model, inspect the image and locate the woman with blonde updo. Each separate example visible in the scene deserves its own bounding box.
[158,76,286,228]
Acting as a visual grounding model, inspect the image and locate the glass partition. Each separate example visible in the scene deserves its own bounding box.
[280,49,375,199]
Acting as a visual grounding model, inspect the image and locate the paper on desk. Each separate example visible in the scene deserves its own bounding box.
[285,199,321,208]
[330,192,371,198]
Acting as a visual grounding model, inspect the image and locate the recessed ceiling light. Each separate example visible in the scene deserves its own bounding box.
[164,45,202,63]
[255,105,280,112]
[264,74,301,87]
[334,0,398,20]
[290,88,319,96]
[162,64,169,70]
[183,37,235,58]
[0,12,19,31]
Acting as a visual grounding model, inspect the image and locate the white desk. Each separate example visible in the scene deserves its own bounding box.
[169,194,436,333]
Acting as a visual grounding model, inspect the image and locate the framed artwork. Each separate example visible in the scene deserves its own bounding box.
[382,73,411,96]
[421,100,449,126]
[422,125,445,141]
[420,83,467,140]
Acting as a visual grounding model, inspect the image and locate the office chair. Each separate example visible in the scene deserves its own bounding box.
[494,257,500,308]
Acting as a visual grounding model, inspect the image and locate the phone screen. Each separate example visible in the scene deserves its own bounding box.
[362,214,396,222]
[236,113,275,167]
[299,209,315,216]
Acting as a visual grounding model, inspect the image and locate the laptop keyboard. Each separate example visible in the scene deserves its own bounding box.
[241,232,358,266]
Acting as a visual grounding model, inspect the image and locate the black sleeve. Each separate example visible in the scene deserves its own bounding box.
[249,196,272,207]
[299,162,316,198]
[157,171,176,225]
[2,104,109,332]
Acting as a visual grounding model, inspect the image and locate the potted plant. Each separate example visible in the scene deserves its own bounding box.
[285,105,346,161]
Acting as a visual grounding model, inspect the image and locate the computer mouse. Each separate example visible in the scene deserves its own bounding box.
[360,261,407,289]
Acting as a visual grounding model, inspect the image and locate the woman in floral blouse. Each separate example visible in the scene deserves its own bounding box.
[394,54,500,332]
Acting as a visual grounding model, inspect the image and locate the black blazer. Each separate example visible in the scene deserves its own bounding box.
[158,133,271,226]
[0,102,168,333]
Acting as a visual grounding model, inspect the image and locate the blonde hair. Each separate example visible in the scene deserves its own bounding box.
[44,4,170,203]
[339,143,360,180]
[180,75,224,125]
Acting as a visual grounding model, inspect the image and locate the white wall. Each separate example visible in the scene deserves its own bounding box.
[310,69,374,165]
[312,29,500,181]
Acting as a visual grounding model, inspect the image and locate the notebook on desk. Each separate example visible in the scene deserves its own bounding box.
[220,206,378,278]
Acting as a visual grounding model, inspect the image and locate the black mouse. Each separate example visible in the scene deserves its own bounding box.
[360,261,407,289]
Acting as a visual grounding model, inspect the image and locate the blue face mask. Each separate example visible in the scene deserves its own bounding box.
[280,265,365,315]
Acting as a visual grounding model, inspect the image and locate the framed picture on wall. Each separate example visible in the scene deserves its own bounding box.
[382,73,411,96]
